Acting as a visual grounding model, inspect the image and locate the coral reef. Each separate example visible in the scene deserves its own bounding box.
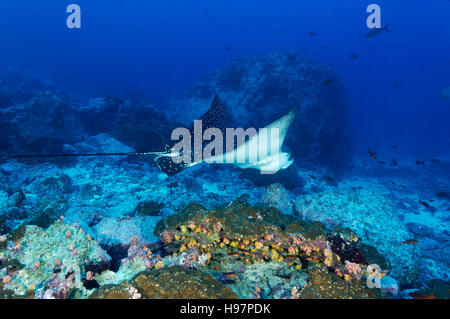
[0,219,110,298]
[0,200,391,299]
[153,199,388,299]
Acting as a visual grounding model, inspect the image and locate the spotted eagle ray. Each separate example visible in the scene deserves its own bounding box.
[154,95,296,175]
[4,95,297,176]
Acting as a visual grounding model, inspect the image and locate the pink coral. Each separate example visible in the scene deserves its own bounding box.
[345,261,362,278]
[128,287,141,299]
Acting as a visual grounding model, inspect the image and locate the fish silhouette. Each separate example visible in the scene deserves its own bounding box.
[365,24,390,38]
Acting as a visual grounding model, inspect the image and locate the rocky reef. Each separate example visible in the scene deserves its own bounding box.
[0,92,171,159]
[0,219,110,298]
[1,200,393,299]
[0,55,448,299]
[153,199,388,299]
[294,187,418,283]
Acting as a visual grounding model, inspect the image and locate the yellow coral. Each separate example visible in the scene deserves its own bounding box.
[154,260,165,269]
[254,241,263,250]
[230,241,239,248]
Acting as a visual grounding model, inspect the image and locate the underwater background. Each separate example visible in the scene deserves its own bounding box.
[0,0,449,299]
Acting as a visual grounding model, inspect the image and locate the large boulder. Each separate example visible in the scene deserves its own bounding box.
[0,92,85,158]
[293,187,418,284]
[164,51,350,172]
[78,97,172,152]
[0,67,62,106]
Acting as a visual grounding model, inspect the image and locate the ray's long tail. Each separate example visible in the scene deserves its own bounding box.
[0,151,170,159]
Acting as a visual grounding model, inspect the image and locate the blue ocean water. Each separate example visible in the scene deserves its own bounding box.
[0,0,449,299]
[1,0,449,156]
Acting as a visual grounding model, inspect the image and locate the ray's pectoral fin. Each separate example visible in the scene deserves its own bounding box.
[260,107,297,174]
[257,152,294,174]
[154,95,230,176]
[233,107,297,174]
[195,94,231,132]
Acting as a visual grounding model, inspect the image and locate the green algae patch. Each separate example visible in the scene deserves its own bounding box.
[136,200,164,216]
[132,267,237,299]
[357,243,390,271]
[90,266,237,299]
[154,202,209,235]
[88,282,139,299]
[299,268,385,299]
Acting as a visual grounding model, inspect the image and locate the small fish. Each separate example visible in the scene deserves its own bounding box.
[441,86,450,101]
[390,145,398,150]
[430,158,441,163]
[416,160,425,166]
[419,200,437,213]
[368,148,377,161]
[349,53,359,59]
[322,78,336,85]
[276,274,291,281]
[394,80,399,88]
[436,191,449,199]
[391,159,398,166]
[402,239,419,245]
[323,176,334,183]
[419,200,431,208]
[309,32,318,36]
[376,160,386,165]
[322,45,329,50]
[408,291,435,299]
[223,272,237,278]
[218,277,237,284]
[218,272,238,283]
[365,24,390,38]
